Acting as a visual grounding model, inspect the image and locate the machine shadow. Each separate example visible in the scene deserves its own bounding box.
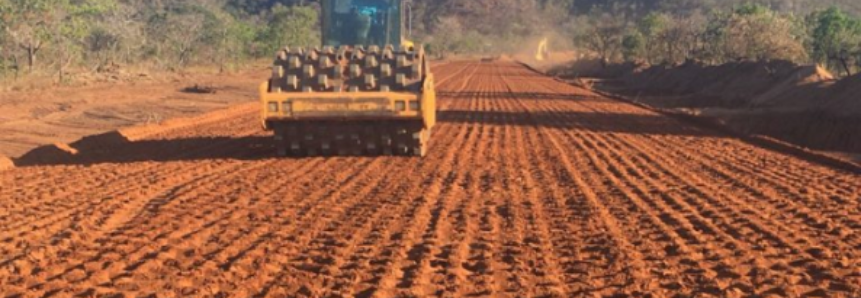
[14,131,277,167]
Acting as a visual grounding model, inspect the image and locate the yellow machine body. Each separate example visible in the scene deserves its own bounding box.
[260,72,435,129]
[261,0,435,157]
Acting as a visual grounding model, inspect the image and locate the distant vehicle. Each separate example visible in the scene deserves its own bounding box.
[260,0,436,157]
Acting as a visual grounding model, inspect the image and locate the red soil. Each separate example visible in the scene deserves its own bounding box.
[0,62,859,297]
[0,155,12,171]
[559,59,861,154]
[0,69,261,158]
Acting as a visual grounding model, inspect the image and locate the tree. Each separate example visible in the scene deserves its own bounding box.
[144,8,205,68]
[578,8,628,65]
[638,12,670,63]
[87,1,142,68]
[700,4,806,63]
[258,4,318,53]
[198,4,256,72]
[808,7,861,76]
[0,0,114,80]
[0,0,52,73]
[856,44,861,70]
[51,0,116,82]
[652,13,705,64]
[428,16,463,58]
[226,0,312,16]
[622,32,644,61]
[1,0,859,84]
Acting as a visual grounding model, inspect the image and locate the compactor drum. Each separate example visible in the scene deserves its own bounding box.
[260,0,436,157]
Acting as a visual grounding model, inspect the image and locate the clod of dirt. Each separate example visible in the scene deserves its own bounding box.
[805,247,834,259]
[0,155,13,171]
[182,84,218,94]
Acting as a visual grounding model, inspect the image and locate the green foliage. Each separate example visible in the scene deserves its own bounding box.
[0,0,115,78]
[226,0,311,16]
[705,5,806,62]
[636,12,671,63]
[257,4,319,54]
[639,13,669,37]
[0,0,319,78]
[426,16,485,57]
[808,7,861,75]
[580,3,818,68]
[0,0,54,72]
[622,33,645,61]
[1,0,861,81]
[734,3,769,16]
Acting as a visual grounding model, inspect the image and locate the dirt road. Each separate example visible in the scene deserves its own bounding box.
[1,62,859,297]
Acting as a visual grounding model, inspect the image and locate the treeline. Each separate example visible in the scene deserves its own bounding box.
[413,0,861,76]
[0,0,320,81]
[412,0,861,64]
[1,0,860,82]
[575,4,861,76]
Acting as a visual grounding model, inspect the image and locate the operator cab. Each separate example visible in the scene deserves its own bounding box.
[322,0,404,49]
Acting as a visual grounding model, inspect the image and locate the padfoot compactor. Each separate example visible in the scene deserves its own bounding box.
[261,0,435,157]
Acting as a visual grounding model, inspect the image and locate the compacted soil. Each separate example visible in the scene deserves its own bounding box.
[1,62,859,297]
[0,71,261,158]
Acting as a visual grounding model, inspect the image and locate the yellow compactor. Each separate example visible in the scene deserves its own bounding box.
[261,0,435,157]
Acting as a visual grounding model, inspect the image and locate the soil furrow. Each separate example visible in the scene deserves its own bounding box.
[528,69,861,295]
[2,61,859,297]
[500,71,654,295]
[370,68,488,297]
[334,68,484,297]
